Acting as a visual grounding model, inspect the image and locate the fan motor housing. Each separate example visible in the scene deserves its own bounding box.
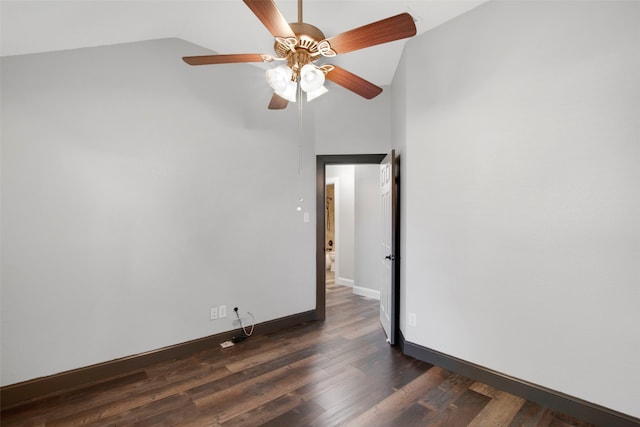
[274,22,326,60]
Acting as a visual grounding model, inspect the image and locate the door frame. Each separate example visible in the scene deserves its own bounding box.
[315,154,386,321]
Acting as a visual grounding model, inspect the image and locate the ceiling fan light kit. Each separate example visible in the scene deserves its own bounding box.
[306,85,328,102]
[266,64,293,92]
[182,0,417,109]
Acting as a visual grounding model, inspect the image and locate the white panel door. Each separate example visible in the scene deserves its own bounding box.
[379,150,397,344]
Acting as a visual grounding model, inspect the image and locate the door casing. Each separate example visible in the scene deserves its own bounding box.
[315,154,387,321]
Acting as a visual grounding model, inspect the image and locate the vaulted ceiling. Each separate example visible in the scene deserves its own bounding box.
[1,1,486,86]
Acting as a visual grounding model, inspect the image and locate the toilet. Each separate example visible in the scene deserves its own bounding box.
[326,240,335,271]
[326,251,335,271]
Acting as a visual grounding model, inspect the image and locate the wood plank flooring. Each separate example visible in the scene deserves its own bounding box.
[1,276,598,426]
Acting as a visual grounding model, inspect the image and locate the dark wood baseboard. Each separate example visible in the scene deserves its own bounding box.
[0,310,317,410]
[399,331,640,427]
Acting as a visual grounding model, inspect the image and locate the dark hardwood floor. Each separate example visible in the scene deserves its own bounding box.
[1,274,598,426]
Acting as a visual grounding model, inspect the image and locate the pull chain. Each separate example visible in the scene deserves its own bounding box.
[296,83,304,211]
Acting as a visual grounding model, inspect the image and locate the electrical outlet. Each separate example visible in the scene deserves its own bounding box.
[210,307,218,320]
[219,305,227,318]
[408,312,417,327]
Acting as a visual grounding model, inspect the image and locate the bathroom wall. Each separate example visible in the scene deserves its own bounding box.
[325,183,335,252]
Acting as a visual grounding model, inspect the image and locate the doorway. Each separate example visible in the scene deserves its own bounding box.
[315,154,386,321]
[324,180,336,288]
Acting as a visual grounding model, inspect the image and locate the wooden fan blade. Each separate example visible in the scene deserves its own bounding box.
[324,13,416,55]
[182,53,270,66]
[326,66,383,99]
[268,93,289,110]
[243,0,296,38]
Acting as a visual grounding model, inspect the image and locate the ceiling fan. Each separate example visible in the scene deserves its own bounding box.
[182,0,417,109]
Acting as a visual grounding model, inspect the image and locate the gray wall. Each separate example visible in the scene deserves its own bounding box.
[0,38,322,386]
[1,36,393,386]
[395,0,639,418]
[315,87,391,155]
[354,164,382,298]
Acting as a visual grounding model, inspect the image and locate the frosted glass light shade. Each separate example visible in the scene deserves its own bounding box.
[276,80,297,102]
[266,65,293,93]
[306,85,328,101]
[299,64,325,93]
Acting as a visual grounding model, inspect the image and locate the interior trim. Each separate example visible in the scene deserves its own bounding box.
[399,331,640,427]
[0,310,316,410]
[315,154,386,322]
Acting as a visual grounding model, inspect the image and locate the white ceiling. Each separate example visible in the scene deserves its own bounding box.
[1,0,487,85]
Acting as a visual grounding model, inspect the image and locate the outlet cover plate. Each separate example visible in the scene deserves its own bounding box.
[408,312,417,327]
